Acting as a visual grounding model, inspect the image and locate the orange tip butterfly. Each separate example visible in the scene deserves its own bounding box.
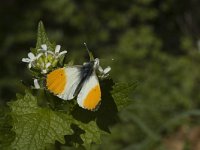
[46,43,111,111]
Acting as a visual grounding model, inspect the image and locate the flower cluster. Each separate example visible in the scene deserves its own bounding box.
[22,44,67,74]
[94,58,111,79]
[22,43,111,89]
[98,65,111,79]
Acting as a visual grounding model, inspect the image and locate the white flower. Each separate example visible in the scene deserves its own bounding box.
[54,45,67,58]
[38,44,67,58]
[98,66,111,78]
[94,58,111,79]
[38,44,54,56]
[34,79,40,89]
[23,44,68,74]
[41,62,51,74]
[55,45,61,53]
[41,44,47,51]
[102,66,111,74]
[22,52,42,68]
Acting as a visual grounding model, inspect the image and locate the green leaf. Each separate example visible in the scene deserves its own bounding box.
[79,121,107,149]
[59,111,108,149]
[36,21,53,50]
[111,81,137,111]
[9,90,73,150]
[0,107,15,150]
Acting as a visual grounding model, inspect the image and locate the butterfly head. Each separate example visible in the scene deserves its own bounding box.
[94,58,100,69]
[83,43,111,79]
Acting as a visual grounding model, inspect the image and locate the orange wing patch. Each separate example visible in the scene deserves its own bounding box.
[46,68,67,95]
[83,85,101,110]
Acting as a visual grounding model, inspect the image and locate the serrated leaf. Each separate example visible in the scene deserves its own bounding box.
[111,82,137,111]
[36,21,53,50]
[9,90,73,150]
[74,120,108,149]
[59,111,108,149]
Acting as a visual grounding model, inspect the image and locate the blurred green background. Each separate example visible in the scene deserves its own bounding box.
[1,0,200,149]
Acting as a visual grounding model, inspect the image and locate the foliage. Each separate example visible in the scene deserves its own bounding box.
[1,0,200,149]
[0,107,15,150]
[9,90,73,150]
[0,22,135,150]
[111,82,137,111]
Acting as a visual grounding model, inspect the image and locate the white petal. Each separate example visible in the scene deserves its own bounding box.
[46,62,51,68]
[28,63,32,68]
[34,79,40,89]
[41,44,47,50]
[55,45,61,53]
[103,66,111,74]
[42,69,47,74]
[47,51,54,55]
[22,58,30,63]
[103,74,109,78]
[98,66,103,73]
[58,51,67,57]
[28,52,35,60]
[36,53,43,59]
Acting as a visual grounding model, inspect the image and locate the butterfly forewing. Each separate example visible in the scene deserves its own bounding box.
[46,66,82,100]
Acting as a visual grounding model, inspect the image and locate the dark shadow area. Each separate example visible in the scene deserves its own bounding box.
[71,79,118,132]
[62,124,84,147]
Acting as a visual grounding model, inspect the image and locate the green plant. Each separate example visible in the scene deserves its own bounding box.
[0,22,135,150]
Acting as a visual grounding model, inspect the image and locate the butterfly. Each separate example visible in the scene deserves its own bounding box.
[46,44,111,111]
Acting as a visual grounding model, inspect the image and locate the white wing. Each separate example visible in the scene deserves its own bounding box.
[46,66,82,100]
[77,72,101,110]
[59,67,83,100]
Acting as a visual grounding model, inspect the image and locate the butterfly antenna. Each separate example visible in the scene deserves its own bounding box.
[84,42,94,61]
[84,42,90,54]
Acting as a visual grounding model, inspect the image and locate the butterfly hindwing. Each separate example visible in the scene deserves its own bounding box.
[77,72,101,110]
